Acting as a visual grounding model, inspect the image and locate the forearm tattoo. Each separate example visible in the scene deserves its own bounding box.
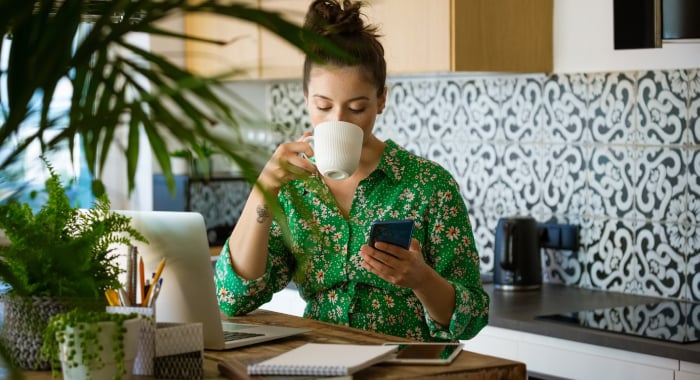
[256,204,270,224]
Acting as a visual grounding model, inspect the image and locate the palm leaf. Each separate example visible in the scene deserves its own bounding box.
[1,0,345,195]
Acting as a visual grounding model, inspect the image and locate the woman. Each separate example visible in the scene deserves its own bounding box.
[215,0,489,341]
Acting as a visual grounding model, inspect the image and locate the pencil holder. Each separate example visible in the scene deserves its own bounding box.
[106,305,155,376]
[154,322,203,379]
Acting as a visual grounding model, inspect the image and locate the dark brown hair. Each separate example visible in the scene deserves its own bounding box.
[302,0,386,96]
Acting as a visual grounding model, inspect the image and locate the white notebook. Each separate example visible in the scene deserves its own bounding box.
[247,343,397,377]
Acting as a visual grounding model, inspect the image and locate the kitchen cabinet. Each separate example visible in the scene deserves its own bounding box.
[184,0,306,79]
[364,0,452,74]
[476,283,700,379]
[451,0,553,73]
[367,0,553,74]
[258,0,307,78]
[185,0,553,78]
[184,0,259,78]
[462,326,700,380]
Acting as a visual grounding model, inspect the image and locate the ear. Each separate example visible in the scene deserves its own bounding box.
[377,86,388,114]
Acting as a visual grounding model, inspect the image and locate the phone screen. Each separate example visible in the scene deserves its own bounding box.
[369,219,415,249]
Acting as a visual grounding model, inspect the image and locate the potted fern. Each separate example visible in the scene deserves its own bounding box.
[0,159,146,370]
[40,309,142,380]
[0,2,345,377]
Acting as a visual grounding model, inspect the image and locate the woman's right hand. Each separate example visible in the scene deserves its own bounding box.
[257,132,317,194]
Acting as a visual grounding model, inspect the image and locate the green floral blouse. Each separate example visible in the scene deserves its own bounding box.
[215,139,489,341]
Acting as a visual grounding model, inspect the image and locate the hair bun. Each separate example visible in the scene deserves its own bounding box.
[301,0,386,97]
[304,0,366,36]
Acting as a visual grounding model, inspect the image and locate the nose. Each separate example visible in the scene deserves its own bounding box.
[330,108,352,123]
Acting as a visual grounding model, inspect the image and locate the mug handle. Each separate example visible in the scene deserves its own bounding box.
[299,136,314,160]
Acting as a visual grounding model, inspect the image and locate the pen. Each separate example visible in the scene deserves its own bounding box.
[118,287,132,307]
[125,247,134,306]
[147,278,163,308]
[142,257,166,307]
[127,245,138,305]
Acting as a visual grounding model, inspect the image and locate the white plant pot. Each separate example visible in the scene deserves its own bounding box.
[58,318,140,380]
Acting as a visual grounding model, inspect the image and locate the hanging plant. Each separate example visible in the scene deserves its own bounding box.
[40,309,142,380]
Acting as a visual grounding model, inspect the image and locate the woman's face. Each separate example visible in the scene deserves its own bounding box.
[305,65,386,141]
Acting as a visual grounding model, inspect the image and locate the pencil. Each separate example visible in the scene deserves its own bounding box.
[105,289,120,306]
[142,257,166,307]
[139,256,145,304]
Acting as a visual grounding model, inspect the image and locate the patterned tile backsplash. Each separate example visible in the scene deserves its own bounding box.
[266,68,700,303]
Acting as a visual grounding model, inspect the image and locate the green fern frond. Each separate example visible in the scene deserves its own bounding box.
[0,158,147,302]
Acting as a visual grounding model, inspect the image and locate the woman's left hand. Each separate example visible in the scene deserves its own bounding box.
[359,239,429,289]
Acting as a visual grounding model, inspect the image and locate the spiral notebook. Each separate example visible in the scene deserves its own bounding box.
[247,343,397,376]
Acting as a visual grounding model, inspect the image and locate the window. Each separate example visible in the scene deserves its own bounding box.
[0,24,94,209]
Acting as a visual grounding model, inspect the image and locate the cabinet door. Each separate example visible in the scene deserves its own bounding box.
[364,0,451,74]
[452,0,553,73]
[258,0,309,79]
[259,0,452,76]
[183,0,552,77]
[184,0,260,79]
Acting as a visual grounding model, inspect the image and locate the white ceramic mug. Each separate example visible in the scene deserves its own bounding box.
[303,121,364,180]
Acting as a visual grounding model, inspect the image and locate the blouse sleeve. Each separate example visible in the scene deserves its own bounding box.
[214,221,295,316]
[421,168,490,340]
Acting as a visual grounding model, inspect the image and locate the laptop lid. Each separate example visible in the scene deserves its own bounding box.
[113,210,307,350]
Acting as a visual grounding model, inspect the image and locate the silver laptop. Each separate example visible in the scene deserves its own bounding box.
[113,210,309,350]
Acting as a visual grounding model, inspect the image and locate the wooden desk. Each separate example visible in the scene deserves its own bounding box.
[20,310,525,379]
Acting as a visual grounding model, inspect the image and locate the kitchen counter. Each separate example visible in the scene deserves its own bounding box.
[484,283,700,364]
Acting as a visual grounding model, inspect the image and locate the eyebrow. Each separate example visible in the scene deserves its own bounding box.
[312,94,370,102]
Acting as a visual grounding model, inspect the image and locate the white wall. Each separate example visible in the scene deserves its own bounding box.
[553,0,700,73]
[103,32,152,211]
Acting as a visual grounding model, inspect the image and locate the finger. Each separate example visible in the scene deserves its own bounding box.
[273,142,317,175]
[360,251,406,287]
[372,241,407,260]
[296,131,312,142]
[409,238,421,252]
[287,153,317,175]
[361,245,399,269]
[289,140,315,159]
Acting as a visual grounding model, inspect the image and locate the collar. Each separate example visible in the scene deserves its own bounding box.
[374,139,406,184]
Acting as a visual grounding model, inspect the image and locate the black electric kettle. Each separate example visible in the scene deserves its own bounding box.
[493,216,542,290]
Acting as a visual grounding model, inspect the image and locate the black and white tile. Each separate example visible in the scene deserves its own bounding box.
[266,67,700,303]
[188,179,252,229]
[588,71,636,145]
[690,69,700,144]
[588,146,635,220]
[635,147,686,223]
[637,70,688,145]
[542,73,588,143]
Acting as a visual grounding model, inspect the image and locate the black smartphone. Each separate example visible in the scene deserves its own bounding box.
[368,219,415,250]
